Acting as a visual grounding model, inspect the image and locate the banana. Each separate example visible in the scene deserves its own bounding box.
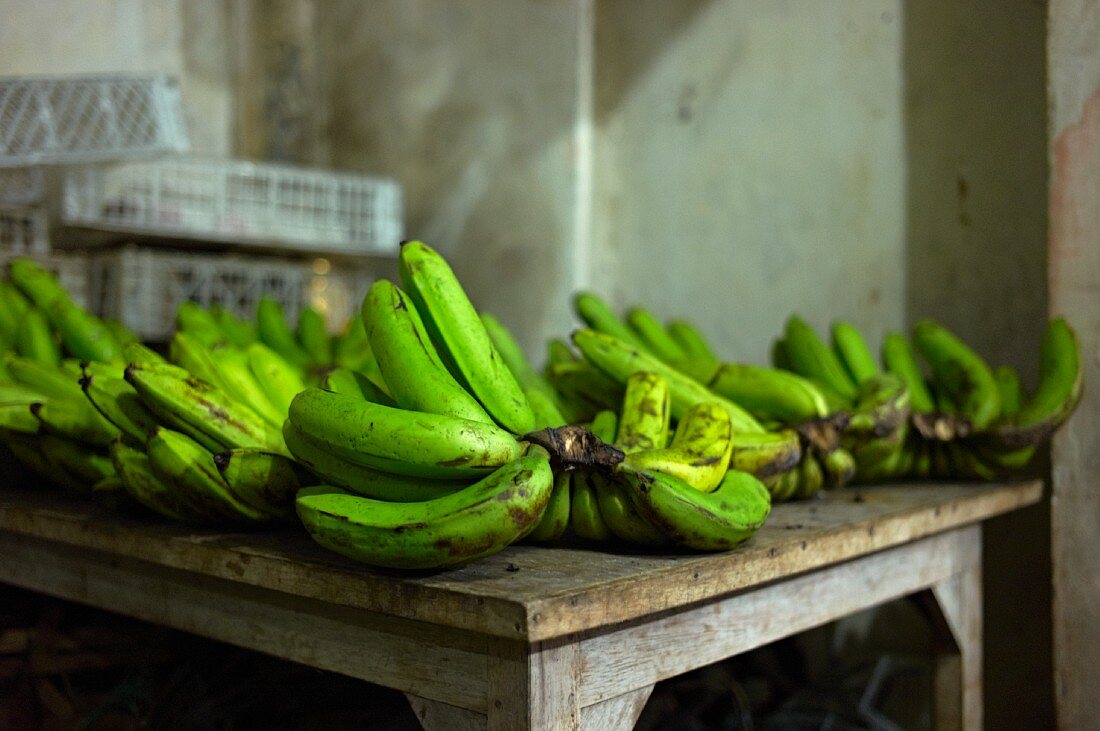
[621,403,732,493]
[545,360,626,420]
[333,315,388,392]
[570,470,614,542]
[1012,318,1082,436]
[667,320,719,364]
[573,291,648,352]
[882,333,935,413]
[256,297,311,370]
[110,440,201,521]
[994,365,1024,419]
[523,386,572,428]
[103,319,139,347]
[625,307,687,363]
[146,427,270,522]
[399,241,535,434]
[620,468,770,551]
[5,355,82,400]
[126,363,288,455]
[912,320,1001,430]
[821,447,856,490]
[123,341,170,366]
[16,308,61,367]
[782,316,858,401]
[297,306,333,366]
[596,473,668,545]
[832,321,879,385]
[771,337,793,372]
[762,468,799,502]
[5,432,86,491]
[176,301,225,347]
[287,387,521,479]
[39,435,115,485]
[794,451,824,499]
[213,449,304,520]
[47,300,122,363]
[546,338,578,366]
[169,331,228,391]
[246,342,307,417]
[0,383,43,404]
[0,280,31,344]
[364,279,493,425]
[480,312,547,391]
[283,420,471,501]
[707,363,829,424]
[615,372,671,453]
[727,430,802,478]
[210,303,256,347]
[80,362,160,445]
[320,366,395,406]
[296,453,554,569]
[0,402,41,433]
[845,373,910,439]
[573,329,764,434]
[206,343,286,426]
[8,257,69,309]
[526,472,572,542]
[31,399,121,446]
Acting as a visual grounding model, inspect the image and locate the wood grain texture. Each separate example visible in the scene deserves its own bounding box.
[0,481,1040,643]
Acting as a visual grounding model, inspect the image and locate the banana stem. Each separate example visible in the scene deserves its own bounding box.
[522,425,625,473]
[794,413,851,454]
[911,412,972,441]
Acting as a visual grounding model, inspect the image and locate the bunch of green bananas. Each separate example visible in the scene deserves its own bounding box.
[770,316,1082,482]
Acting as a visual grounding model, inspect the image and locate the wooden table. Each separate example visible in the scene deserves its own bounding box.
[0,480,1040,730]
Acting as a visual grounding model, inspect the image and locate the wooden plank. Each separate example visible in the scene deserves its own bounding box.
[574,528,974,708]
[0,480,1040,642]
[1048,2,1100,728]
[0,531,491,713]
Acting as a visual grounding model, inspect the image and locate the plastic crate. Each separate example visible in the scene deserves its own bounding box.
[87,245,315,342]
[0,75,187,167]
[0,251,88,307]
[62,158,404,256]
[0,206,50,255]
[0,167,44,206]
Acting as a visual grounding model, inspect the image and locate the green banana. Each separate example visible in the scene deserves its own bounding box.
[882,333,936,413]
[282,420,471,501]
[332,315,387,392]
[1014,318,1082,434]
[573,329,764,434]
[297,306,333,365]
[81,362,160,445]
[545,360,626,420]
[845,373,910,439]
[17,308,61,366]
[246,342,307,417]
[762,468,799,502]
[0,280,31,344]
[399,241,535,434]
[296,453,554,569]
[0,402,40,433]
[287,387,522,479]
[8,257,69,309]
[707,363,829,424]
[821,447,856,490]
[727,429,802,477]
[794,451,825,499]
[667,320,719,364]
[214,449,304,520]
[526,472,572,542]
[103,319,139,347]
[210,304,256,347]
[31,399,120,446]
[169,331,228,390]
[480,311,564,415]
[6,433,86,491]
[625,307,687,363]
[596,473,667,545]
[615,372,671,453]
[524,386,570,429]
[0,383,43,404]
[619,468,770,551]
[126,363,288,455]
[621,402,732,493]
[47,300,122,363]
[256,297,311,370]
[5,355,82,400]
[364,279,492,425]
[110,440,199,521]
[123,341,169,366]
[912,320,1001,430]
[573,291,648,352]
[546,338,578,366]
[146,427,269,522]
[994,365,1024,419]
[781,316,857,401]
[39,435,115,485]
[320,366,395,406]
[176,301,225,346]
[570,470,614,542]
[831,321,879,385]
[207,343,286,426]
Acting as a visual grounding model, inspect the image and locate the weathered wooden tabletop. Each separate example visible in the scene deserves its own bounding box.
[0,480,1041,643]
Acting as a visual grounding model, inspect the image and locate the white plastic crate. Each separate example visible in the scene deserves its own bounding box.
[0,167,44,205]
[0,251,88,307]
[87,245,314,342]
[0,206,50,255]
[0,75,187,167]
[62,158,404,256]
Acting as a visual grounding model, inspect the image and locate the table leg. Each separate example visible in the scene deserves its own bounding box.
[919,524,983,730]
